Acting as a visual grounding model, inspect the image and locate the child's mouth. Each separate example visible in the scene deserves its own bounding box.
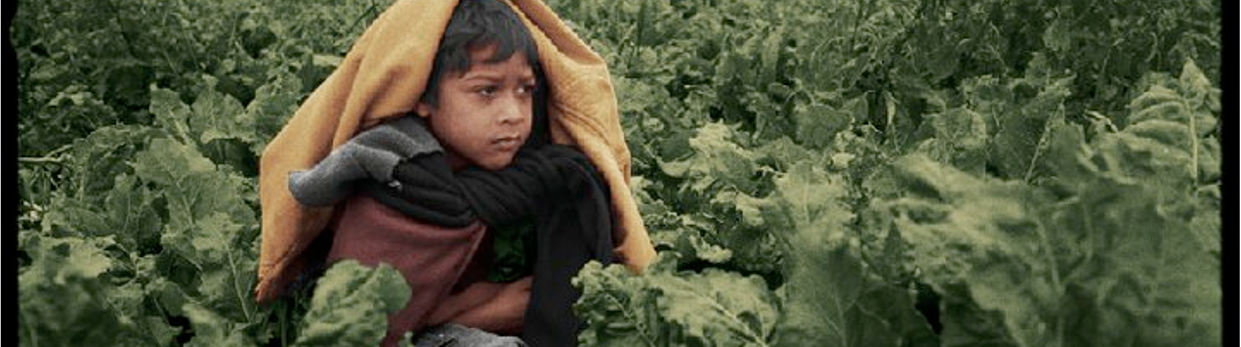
[492,136,522,149]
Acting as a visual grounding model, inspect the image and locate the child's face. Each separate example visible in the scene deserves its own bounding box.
[417,44,537,171]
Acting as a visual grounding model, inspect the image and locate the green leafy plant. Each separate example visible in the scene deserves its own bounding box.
[17,0,1219,346]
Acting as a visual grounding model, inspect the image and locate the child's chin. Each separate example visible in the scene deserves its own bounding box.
[475,157,515,171]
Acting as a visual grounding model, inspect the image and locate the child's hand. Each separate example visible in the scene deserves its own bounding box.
[428,277,533,335]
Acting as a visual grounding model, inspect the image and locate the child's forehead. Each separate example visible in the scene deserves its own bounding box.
[466,43,528,65]
[447,44,534,78]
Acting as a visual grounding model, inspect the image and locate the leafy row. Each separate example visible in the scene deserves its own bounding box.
[554,0,1220,346]
[16,0,411,345]
[16,0,1220,346]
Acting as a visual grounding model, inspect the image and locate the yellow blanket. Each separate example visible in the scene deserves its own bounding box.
[255,0,655,302]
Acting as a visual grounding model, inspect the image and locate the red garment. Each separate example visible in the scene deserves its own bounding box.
[326,194,530,347]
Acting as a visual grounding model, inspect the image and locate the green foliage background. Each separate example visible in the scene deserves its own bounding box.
[15,0,1221,346]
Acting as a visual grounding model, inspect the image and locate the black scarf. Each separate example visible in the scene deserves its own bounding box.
[362,144,614,347]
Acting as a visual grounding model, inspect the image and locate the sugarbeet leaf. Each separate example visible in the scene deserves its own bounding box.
[293,260,412,347]
[573,256,780,347]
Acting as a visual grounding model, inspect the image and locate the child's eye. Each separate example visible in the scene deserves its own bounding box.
[517,84,537,96]
[476,86,498,97]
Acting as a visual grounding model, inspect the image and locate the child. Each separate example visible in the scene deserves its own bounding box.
[253,0,657,346]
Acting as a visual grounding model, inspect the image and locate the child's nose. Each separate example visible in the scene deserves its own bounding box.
[497,99,527,125]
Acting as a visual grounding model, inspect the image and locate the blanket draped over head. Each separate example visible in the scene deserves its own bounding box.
[254,0,656,303]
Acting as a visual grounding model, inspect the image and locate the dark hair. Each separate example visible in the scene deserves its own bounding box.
[421,0,549,147]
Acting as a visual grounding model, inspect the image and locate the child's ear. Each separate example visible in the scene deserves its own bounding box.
[414,101,433,118]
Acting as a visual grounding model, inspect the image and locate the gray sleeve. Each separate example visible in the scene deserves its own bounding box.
[287,117,442,206]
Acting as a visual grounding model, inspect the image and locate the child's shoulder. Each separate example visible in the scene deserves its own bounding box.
[353,115,441,155]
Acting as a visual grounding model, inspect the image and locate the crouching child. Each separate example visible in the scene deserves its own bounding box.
[252,0,658,346]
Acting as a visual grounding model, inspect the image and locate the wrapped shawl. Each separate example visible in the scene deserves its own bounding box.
[255,0,656,302]
[285,116,615,346]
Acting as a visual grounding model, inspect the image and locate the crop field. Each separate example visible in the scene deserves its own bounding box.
[15,0,1221,346]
